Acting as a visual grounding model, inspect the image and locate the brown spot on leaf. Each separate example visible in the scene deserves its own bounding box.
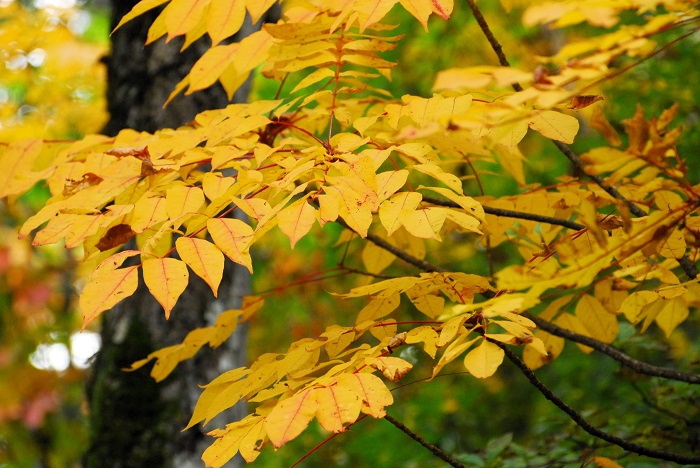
[96,224,136,251]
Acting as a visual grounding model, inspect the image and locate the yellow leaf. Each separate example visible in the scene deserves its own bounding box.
[175,237,224,296]
[619,291,659,325]
[203,416,265,466]
[165,185,205,220]
[591,456,623,468]
[432,334,478,378]
[376,170,409,202]
[337,373,393,418]
[356,295,401,324]
[188,43,239,93]
[575,294,618,344]
[245,0,277,23]
[528,109,579,144]
[405,326,440,358]
[655,298,688,338]
[314,384,362,433]
[143,258,189,318]
[206,0,245,46]
[114,0,169,31]
[278,199,316,249]
[403,207,446,240]
[264,388,318,448]
[414,164,463,194]
[522,330,564,370]
[409,292,445,318]
[0,139,52,198]
[163,0,209,39]
[463,339,504,378]
[368,356,412,382]
[80,265,139,327]
[399,0,433,31]
[361,240,396,275]
[132,195,168,233]
[208,217,254,273]
[379,192,422,236]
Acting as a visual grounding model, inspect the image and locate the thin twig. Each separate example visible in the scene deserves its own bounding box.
[492,340,700,464]
[384,414,465,468]
[524,313,700,384]
[422,196,585,231]
[363,230,447,273]
[465,0,699,280]
[465,0,522,91]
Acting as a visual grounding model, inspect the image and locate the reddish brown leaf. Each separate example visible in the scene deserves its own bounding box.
[96,224,136,251]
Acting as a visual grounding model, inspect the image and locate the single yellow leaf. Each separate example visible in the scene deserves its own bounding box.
[80,266,139,327]
[399,0,433,31]
[165,185,205,221]
[163,0,209,39]
[114,0,169,31]
[405,326,440,358]
[575,294,618,344]
[368,356,413,382]
[175,237,224,296]
[337,373,393,418]
[278,199,316,249]
[379,192,422,236]
[314,384,362,433]
[591,456,623,468]
[655,298,688,338]
[208,217,254,273]
[528,109,579,144]
[403,207,446,240]
[143,258,189,318]
[264,388,318,448]
[245,0,277,23]
[463,339,504,378]
[207,0,245,46]
[356,295,401,324]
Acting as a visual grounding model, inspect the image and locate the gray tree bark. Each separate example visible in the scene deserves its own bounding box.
[84,2,274,466]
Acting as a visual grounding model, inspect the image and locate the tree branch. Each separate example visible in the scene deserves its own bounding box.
[523,313,700,384]
[363,230,447,273]
[465,0,699,281]
[384,414,465,468]
[423,196,585,231]
[491,339,700,464]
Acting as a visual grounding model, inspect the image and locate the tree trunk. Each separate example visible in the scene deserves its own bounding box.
[85,3,271,466]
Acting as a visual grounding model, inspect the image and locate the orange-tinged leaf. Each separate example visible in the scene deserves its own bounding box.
[278,199,316,249]
[207,0,245,46]
[143,258,189,318]
[114,0,169,31]
[337,373,393,418]
[208,218,254,272]
[163,0,209,39]
[529,109,579,144]
[175,237,224,296]
[264,388,318,448]
[591,456,623,468]
[132,195,168,233]
[188,43,239,93]
[432,0,453,19]
[0,139,52,198]
[314,384,362,433]
[245,0,277,23]
[80,266,139,327]
[463,339,504,378]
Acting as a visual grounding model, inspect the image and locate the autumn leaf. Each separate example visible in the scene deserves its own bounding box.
[143,257,189,318]
[175,237,224,296]
[264,388,318,448]
[79,263,140,327]
[463,339,504,378]
[208,217,254,273]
